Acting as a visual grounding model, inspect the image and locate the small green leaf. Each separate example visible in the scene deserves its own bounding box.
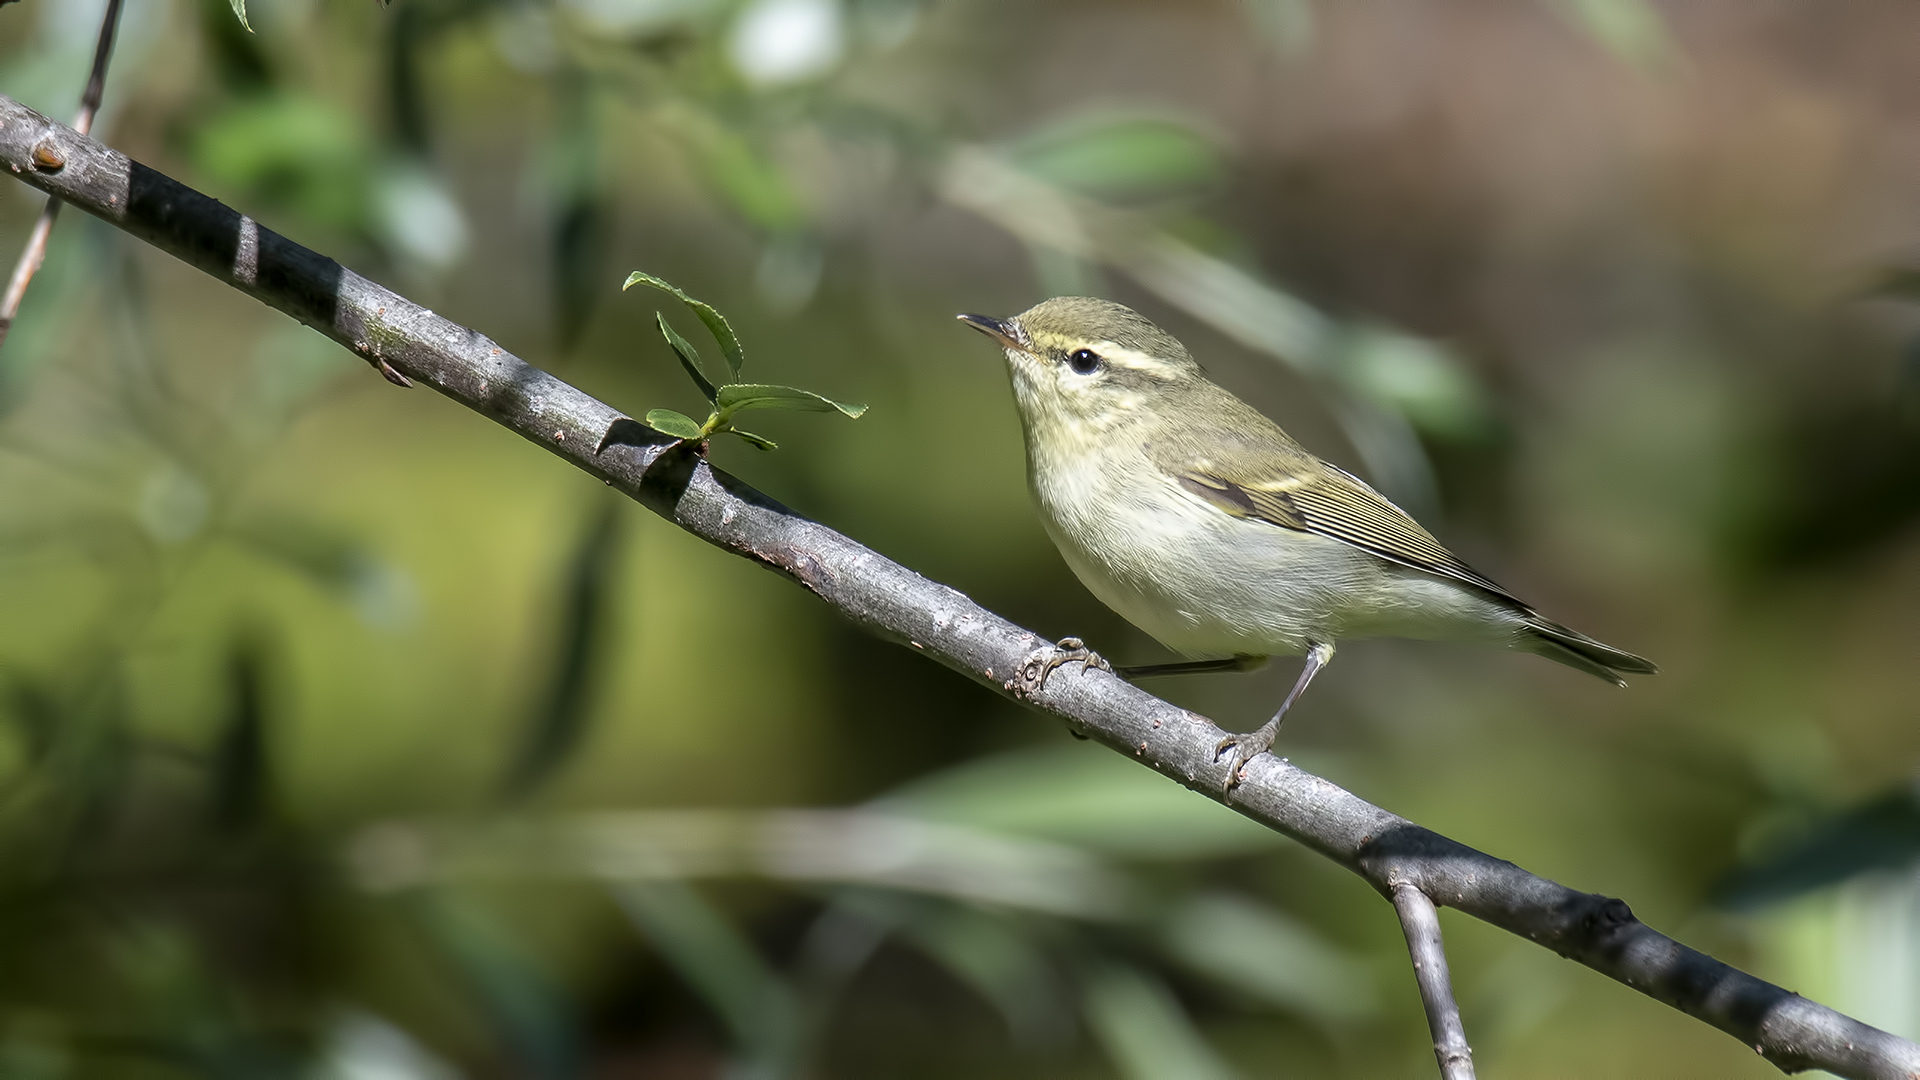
[687,127,807,234]
[657,313,717,402]
[405,894,581,1078]
[615,882,800,1063]
[1160,893,1377,1020]
[1335,325,1496,443]
[210,639,271,831]
[230,0,252,31]
[623,272,745,381]
[716,383,866,418]
[500,502,622,801]
[730,429,778,451]
[644,409,704,440]
[1011,114,1222,202]
[1081,962,1236,1080]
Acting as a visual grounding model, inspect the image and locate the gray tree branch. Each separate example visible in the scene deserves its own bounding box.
[2,96,1916,1080]
[1394,883,1476,1080]
[0,0,122,350]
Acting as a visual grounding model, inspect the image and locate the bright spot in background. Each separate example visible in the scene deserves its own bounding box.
[319,1010,463,1080]
[492,5,559,73]
[376,166,470,271]
[348,557,421,632]
[562,0,716,37]
[755,237,824,314]
[138,463,210,545]
[729,0,844,86]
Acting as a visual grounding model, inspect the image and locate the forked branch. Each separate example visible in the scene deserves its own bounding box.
[1394,883,1475,1080]
[2,98,1917,1080]
[0,0,122,351]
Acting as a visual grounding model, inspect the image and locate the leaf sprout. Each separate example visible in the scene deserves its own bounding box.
[623,271,866,451]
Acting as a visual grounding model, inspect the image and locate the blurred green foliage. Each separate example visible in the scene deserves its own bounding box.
[1009,114,1225,204]
[4,0,1920,1077]
[191,95,374,231]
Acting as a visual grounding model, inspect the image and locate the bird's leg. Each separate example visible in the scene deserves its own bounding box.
[1216,642,1334,791]
[1117,655,1268,680]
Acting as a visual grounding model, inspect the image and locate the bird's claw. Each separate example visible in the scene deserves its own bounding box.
[1010,636,1112,699]
[1215,727,1277,792]
[1050,637,1113,676]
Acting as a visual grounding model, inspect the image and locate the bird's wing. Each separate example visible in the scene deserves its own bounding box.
[1158,437,1527,607]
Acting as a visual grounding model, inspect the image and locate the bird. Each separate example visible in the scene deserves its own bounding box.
[959,297,1656,788]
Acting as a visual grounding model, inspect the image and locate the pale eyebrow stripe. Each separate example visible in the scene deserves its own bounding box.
[1097,344,1180,378]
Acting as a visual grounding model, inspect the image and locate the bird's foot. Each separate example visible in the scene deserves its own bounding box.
[1213,643,1332,791]
[1010,636,1112,699]
[1215,721,1280,792]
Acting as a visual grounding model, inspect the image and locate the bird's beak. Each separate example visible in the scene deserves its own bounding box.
[957,312,1021,350]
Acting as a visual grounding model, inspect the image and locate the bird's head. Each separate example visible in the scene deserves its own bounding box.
[958,297,1205,449]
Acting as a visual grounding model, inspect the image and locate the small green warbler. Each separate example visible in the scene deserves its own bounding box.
[960,297,1655,788]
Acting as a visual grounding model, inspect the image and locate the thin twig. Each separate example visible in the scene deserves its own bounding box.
[1394,884,1475,1080]
[0,0,124,352]
[4,99,1920,1080]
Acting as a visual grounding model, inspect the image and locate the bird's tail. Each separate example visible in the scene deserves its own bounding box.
[1519,617,1658,687]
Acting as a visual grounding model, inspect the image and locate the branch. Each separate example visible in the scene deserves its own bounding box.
[0,0,123,351]
[1393,884,1475,1080]
[2,96,1916,1080]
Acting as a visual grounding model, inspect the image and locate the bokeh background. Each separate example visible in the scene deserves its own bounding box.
[3,0,1920,1076]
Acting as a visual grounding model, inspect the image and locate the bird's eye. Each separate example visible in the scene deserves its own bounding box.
[1067,348,1102,375]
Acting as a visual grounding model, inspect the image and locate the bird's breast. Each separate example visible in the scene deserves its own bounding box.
[1026,442,1362,657]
